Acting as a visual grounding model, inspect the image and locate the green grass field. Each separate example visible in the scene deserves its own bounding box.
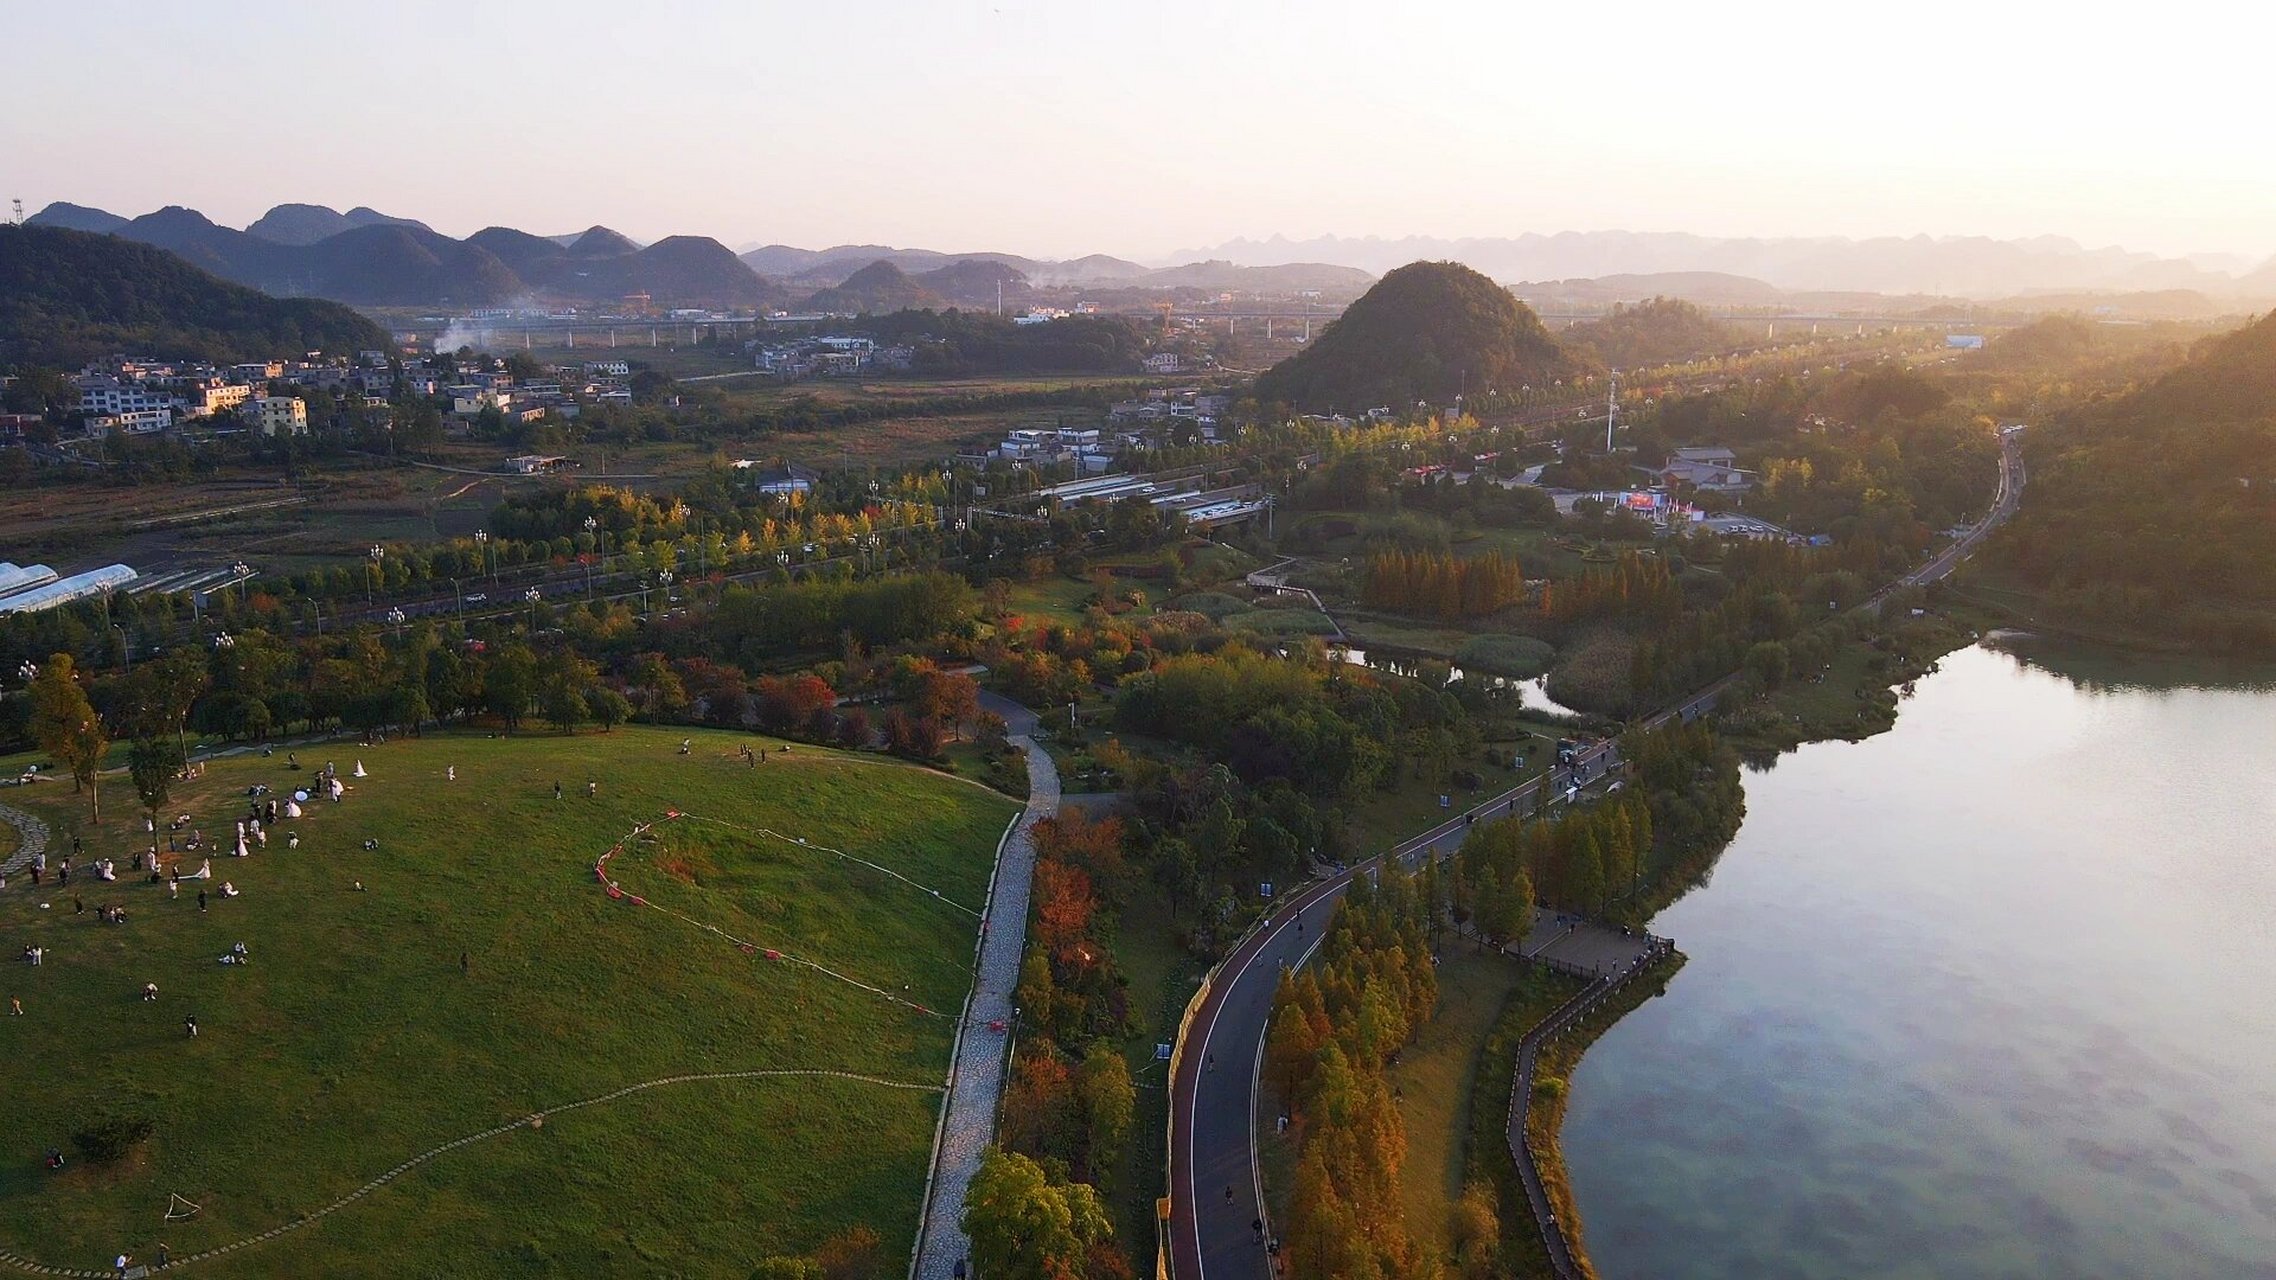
[0,726,1017,1278]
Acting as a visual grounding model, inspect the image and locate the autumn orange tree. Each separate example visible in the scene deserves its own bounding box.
[1362,549,1525,619]
[1262,863,1439,1279]
[1002,805,1140,1263]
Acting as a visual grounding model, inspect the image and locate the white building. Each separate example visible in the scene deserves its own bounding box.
[248,396,308,437]
[77,377,173,419]
[87,408,173,435]
[183,381,254,419]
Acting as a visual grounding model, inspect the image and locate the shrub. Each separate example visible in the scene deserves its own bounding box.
[1453,633,1556,680]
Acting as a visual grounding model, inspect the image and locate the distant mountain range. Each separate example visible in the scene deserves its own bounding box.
[33,199,2261,318]
[1169,231,2276,301]
[24,202,774,311]
[23,201,1383,314]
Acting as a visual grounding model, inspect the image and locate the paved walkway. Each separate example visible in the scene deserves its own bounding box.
[911,703,1059,1279]
[1518,906,1658,977]
[1504,936,1672,1280]
[0,799,51,877]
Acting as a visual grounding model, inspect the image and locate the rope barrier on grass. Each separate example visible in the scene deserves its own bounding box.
[677,812,982,917]
[592,813,957,1020]
[0,1069,941,1278]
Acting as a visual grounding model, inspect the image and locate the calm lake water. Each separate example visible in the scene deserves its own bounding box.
[1562,642,2276,1280]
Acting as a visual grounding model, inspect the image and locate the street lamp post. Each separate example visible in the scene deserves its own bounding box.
[367,544,383,605]
[476,530,496,586]
[524,586,541,630]
[387,606,406,639]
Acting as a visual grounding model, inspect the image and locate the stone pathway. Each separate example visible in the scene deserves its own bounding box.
[911,725,1060,1279]
[0,799,50,877]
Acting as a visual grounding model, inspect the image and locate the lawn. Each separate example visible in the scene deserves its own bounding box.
[0,725,1017,1278]
[1388,949,1560,1253]
[999,575,1100,627]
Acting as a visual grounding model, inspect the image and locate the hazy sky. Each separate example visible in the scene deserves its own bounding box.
[8,0,2274,263]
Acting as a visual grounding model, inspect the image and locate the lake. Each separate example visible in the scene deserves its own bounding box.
[1561,641,2276,1280]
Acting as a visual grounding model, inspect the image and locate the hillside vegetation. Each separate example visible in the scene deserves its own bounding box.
[0,224,388,366]
[1986,309,2276,648]
[1254,260,1574,411]
[804,261,949,314]
[1560,296,1748,369]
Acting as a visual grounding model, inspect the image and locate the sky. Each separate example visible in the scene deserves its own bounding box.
[8,0,2275,265]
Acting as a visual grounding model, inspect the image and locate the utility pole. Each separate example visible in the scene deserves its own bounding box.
[1605,371,1620,455]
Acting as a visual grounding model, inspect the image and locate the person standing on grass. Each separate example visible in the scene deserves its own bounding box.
[197,889,207,914]
[184,1015,197,1038]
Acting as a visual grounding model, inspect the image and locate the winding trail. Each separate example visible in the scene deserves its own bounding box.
[0,1069,942,1278]
[910,694,1058,1280]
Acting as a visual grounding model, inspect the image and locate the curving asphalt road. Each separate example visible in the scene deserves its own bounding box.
[1166,429,2026,1279]
[1168,735,1634,1280]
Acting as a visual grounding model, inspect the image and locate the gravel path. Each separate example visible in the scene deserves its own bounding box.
[910,725,1059,1279]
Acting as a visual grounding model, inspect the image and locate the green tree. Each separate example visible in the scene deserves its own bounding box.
[1746,639,1792,689]
[539,651,599,735]
[586,685,632,732]
[127,735,184,827]
[31,653,109,823]
[484,644,539,729]
[1076,1040,1135,1188]
[961,1147,1114,1280]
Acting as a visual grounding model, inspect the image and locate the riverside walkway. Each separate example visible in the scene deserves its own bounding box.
[1505,932,1673,1280]
[910,694,1059,1279]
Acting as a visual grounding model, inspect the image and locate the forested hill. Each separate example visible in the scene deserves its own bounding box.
[1988,309,2276,648]
[1561,296,1748,369]
[0,224,389,366]
[1253,260,1575,412]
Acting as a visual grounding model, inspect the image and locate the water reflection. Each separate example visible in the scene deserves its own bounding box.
[1329,645,1586,717]
[1561,643,2276,1280]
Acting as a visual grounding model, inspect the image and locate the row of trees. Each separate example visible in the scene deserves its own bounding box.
[1362,549,1526,620]
[1455,797,1651,929]
[983,807,1139,1279]
[1264,866,1440,1278]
